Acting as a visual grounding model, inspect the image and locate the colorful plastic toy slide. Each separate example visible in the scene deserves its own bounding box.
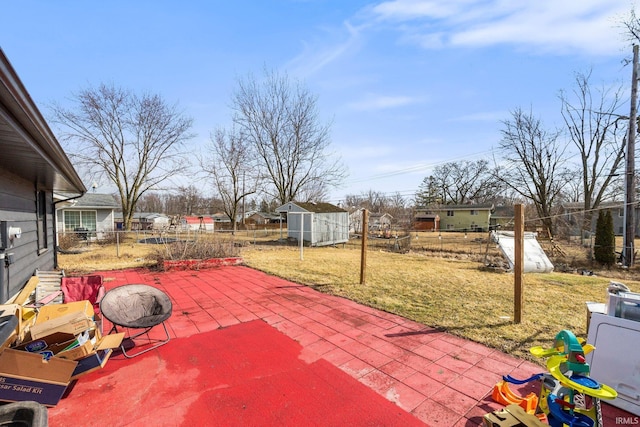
[546,393,594,427]
[492,380,539,413]
[546,355,617,400]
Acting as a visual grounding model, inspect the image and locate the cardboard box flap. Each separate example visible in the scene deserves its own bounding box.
[56,329,124,361]
[70,348,113,380]
[97,333,124,351]
[0,349,77,384]
[28,312,92,340]
[35,301,94,324]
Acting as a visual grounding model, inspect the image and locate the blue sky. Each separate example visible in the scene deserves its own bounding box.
[1,1,637,205]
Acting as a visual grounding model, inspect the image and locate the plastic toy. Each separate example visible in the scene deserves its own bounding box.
[491,330,617,427]
[492,379,539,413]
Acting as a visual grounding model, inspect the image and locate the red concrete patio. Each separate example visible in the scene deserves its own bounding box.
[48,266,633,426]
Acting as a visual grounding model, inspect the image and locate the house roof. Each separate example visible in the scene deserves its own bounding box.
[418,203,494,212]
[0,49,85,194]
[250,212,281,220]
[59,193,119,209]
[369,212,393,219]
[276,201,347,213]
[562,201,626,211]
[114,212,168,221]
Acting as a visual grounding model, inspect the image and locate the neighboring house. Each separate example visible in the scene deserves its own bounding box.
[247,212,281,225]
[181,215,215,232]
[276,201,348,247]
[416,204,494,232]
[211,213,231,223]
[490,205,515,231]
[56,193,119,239]
[562,202,640,237]
[0,49,86,303]
[144,213,170,230]
[115,212,169,230]
[349,210,393,234]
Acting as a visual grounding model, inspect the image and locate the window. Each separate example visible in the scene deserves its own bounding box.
[446,224,455,230]
[619,209,624,217]
[447,210,454,217]
[64,210,97,231]
[470,210,478,216]
[36,190,47,252]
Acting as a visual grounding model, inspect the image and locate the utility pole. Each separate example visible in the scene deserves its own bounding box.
[624,44,638,268]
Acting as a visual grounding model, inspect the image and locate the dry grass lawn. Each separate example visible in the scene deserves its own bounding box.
[57,232,640,363]
[241,246,640,362]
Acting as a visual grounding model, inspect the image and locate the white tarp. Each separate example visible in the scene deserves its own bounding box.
[491,230,554,273]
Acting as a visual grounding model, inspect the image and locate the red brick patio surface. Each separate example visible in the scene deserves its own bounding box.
[51,266,634,426]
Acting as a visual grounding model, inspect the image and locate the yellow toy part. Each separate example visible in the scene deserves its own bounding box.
[530,337,594,358]
[547,355,618,400]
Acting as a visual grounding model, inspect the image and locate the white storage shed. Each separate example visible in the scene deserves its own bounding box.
[276,201,349,247]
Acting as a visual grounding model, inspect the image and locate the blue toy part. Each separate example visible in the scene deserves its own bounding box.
[502,373,544,385]
[546,393,594,427]
[570,375,600,390]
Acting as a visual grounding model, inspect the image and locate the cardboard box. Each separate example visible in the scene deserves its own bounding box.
[483,404,546,427]
[27,311,92,340]
[35,301,94,324]
[70,348,113,380]
[14,332,78,358]
[56,329,124,361]
[0,348,77,407]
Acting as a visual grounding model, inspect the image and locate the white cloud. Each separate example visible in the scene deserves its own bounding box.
[347,94,419,111]
[365,0,633,56]
[286,21,363,77]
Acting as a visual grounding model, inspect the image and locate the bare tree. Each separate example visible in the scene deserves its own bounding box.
[51,83,194,230]
[386,192,411,229]
[156,186,204,216]
[425,160,503,205]
[231,69,347,205]
[202,128,257,234]
[559,70,627,230]
[136,192,164,213]
[622,7,640,44]
[497,108,570,234]
[344,190,388,212]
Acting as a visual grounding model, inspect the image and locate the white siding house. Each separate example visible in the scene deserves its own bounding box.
[56,193,119,239]
[276,202,349,247]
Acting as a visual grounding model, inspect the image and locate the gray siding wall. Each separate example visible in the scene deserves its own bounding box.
[0,169,55,302]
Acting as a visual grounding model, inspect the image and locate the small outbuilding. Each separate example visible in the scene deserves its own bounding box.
[276,201,348,247]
